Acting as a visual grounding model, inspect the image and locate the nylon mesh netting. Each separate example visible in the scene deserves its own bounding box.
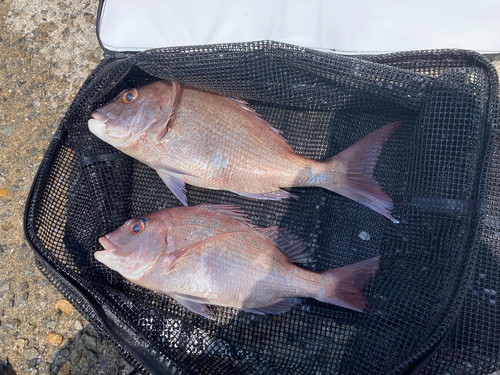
[25,42,499,374]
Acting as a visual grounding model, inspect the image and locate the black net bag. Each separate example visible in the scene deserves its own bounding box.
[24,41,500,374]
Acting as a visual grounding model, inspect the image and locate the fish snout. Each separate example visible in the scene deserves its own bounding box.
[90,111,108,122]
[88,112,109,139]
[94,235,120,265]
[98,235,117,252]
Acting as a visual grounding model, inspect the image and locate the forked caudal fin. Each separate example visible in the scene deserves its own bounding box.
[323,121,400,222]
[316,256,380,312]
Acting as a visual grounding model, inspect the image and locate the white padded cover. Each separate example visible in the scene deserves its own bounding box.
[98,0,500,53]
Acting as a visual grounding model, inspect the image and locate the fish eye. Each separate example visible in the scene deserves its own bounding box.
[129,218,147,234]
[122,89,138,104]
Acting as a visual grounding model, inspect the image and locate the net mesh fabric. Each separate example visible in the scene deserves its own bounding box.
[24,42,499,374]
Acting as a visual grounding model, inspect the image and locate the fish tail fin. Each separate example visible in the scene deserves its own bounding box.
[323,121,400,222]
[316,256,380,312]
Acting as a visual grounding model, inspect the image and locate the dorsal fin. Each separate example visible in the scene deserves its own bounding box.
[199,204,255,227]
[257,226,311,264]
[228,97,294,149]
[229,97,262,119]
[267,124,282,135]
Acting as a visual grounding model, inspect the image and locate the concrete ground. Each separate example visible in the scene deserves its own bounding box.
[0,1,133,374]
[1,1,500,375]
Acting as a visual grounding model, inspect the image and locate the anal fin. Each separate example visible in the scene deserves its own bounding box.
[245,298,300,315]
[233,190,299,201]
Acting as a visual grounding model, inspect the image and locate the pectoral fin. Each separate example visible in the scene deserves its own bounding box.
[157,169,188,206]
[149,81,181,142]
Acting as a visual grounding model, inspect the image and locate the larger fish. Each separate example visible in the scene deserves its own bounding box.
[94,205,380,318]
[88,81,399,221]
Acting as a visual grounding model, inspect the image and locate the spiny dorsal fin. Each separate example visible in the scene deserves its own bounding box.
[228,97,293,149]
[229,97,262,119]
[199,204,255,227]
[257,226,311,264]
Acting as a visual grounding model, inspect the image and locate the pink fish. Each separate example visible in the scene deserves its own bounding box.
[88,81,400,221]
[94,205,380,318]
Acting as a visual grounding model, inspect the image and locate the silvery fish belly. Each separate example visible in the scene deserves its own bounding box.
[94,205,381,319]
[88,81,400,222]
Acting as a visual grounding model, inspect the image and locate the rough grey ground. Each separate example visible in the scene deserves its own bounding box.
[1,1,500,375]
[0,1,133,374]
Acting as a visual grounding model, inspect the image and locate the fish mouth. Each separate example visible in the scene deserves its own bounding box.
[88,112,108,139]
[90,111,109,123]
[94,236,118,264]
[98,235,117,252]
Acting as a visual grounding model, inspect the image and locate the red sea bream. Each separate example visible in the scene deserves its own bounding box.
[88,81,400,222]
[94,205,380,319]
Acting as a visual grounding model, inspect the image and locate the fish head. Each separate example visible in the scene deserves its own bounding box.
[88,81,172,148]
[94,213,168,279]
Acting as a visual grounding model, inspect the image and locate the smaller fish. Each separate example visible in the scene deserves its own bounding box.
[95,205,380,318]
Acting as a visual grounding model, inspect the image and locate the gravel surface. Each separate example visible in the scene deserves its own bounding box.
[1,1,500,375]
[0,1,133,373]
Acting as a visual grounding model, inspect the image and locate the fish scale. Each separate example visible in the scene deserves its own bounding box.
[156,87,308,189]
[150,232,318,308]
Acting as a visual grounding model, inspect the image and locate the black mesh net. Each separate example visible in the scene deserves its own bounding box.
[24,42,499,374]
